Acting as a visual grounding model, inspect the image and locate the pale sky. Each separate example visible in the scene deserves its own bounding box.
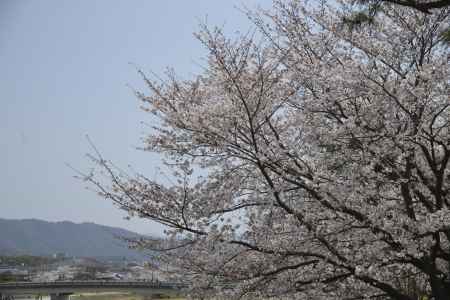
[1,0,271,236]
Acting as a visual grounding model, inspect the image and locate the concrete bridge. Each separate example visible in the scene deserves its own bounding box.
[0,280,185,300]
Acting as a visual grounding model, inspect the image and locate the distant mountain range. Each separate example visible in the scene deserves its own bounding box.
[0,218,148,259]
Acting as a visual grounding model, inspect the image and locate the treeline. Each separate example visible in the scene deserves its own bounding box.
[0,255,61,267]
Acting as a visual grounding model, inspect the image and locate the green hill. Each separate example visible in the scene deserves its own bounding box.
[0,218,147,259]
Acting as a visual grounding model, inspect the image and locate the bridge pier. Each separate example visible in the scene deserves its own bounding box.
[50,293,72,300]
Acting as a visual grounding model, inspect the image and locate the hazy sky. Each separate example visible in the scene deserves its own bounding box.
[1,0,271,236]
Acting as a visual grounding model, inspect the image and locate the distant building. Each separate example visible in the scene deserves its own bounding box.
[96,272,123,280]
[0,267,28,275]
[53,252,67,259]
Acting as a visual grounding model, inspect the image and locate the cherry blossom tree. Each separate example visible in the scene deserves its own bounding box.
[86,1,450,299]
[358,0,450,14]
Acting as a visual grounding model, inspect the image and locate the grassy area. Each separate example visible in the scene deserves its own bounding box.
[70,292,184,300]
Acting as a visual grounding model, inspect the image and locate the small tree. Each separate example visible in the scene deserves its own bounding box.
[86,1,450,299]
